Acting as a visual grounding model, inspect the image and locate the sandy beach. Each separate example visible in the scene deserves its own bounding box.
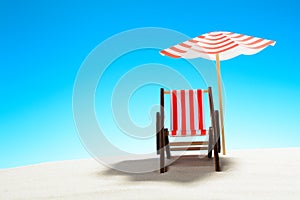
[1,148,299,200]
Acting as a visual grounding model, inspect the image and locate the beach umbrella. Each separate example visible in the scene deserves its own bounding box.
[160,31,276,155]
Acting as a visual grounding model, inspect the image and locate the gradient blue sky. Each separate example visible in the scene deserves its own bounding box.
[1,0,300,168]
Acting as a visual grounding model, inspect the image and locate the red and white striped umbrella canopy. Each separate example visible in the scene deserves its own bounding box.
[160,31,276,61]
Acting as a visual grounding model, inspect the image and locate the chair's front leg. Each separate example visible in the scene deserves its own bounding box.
[164,129,171,159]
[159,127,166,173]
[213,110,221,171]
[214,110,221,153]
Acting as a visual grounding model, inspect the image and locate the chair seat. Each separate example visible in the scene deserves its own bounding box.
[170,129,207,136]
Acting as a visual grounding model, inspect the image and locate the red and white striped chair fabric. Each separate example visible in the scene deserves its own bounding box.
[170,89,206,136]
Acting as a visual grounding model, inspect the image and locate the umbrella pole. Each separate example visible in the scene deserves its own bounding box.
[216,54,226,155]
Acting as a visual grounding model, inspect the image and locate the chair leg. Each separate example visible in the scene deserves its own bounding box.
[164,129,171,159]
[156,112,160,155]
[213,110,221,171]
[160,127,166,173]
[214,142,221,171]
[214,110,221,153]
[208,127,213,158]
[218,138,221,153]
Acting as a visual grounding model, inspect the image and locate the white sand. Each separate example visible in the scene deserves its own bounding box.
[1,148,299,200]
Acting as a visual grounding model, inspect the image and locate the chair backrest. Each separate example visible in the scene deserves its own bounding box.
[160,87,215,138]
[170,89,206,136]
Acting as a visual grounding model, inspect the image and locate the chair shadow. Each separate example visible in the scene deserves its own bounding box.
[100,155,234,183]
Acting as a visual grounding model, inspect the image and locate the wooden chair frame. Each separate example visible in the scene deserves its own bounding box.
[156,87,221,173]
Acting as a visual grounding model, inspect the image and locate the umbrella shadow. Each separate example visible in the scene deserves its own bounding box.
[100,156,234,183]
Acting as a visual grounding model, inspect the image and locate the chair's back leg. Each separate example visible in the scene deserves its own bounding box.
[208,87,214,122]
[156,112,160,155]
[160,88,167,173]
[208,87,221,171]
[208,127,213,158]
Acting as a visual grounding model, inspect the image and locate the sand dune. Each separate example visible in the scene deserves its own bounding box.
[1,148,299,200]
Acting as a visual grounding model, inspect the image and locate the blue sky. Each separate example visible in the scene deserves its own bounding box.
[1,0,300,168]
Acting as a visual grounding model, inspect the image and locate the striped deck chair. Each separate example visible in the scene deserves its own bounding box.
[156,87,221,173]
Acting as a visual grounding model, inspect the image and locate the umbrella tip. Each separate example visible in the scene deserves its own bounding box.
[159,50,165,56]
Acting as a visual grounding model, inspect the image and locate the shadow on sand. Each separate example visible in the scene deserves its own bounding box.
[100,156,234,183]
